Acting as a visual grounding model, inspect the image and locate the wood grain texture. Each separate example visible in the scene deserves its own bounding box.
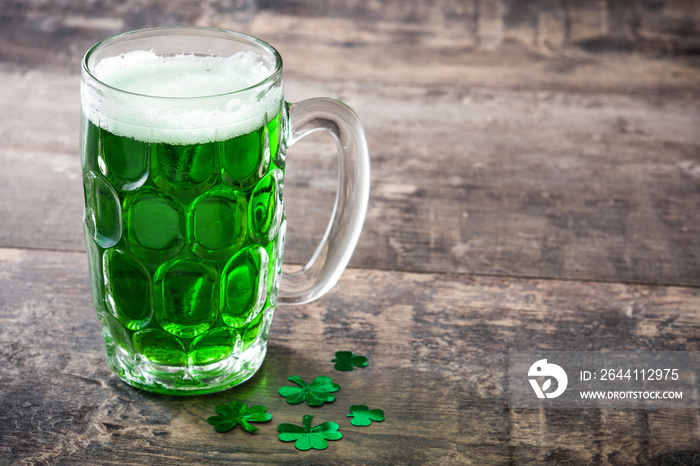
[1,0,700,94]
[2,0,700,63]
[1,247,698,464]
[1,1,699,464]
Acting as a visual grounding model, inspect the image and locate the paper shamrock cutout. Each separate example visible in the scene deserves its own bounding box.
[278,375,340,406]
[347,405,385,426]
[332,351,368,371]
[278,414,343,450]
[207,401,272,433]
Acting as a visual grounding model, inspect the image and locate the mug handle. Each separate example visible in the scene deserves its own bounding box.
[277,98,370,305]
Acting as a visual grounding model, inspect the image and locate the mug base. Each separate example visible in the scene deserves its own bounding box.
[105,337,268,396]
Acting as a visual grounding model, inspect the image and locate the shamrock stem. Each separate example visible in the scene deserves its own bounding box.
[302,415,313,432]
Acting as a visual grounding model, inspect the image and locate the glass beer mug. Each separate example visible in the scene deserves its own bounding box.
[80,26,369,395]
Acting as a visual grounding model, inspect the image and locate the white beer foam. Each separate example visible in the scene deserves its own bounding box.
[81,51,282,145]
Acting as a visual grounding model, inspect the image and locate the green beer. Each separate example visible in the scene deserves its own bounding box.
[82,50,286,394]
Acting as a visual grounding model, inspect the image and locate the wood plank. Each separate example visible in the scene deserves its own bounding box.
[1,66,699,285]
[1,2,700,94]
[0,247,698,464]
[244,12,700,96]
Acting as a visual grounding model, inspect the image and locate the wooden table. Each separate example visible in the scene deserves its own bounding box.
[1,1,699,464]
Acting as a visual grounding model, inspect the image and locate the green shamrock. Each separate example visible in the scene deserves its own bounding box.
[278,375,340,406]
[332,351,368,371]
[277,414,343,450]
[206,401,272,433]
[347,405,385,426]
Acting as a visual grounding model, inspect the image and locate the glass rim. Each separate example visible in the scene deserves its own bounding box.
[82,25,283,100]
